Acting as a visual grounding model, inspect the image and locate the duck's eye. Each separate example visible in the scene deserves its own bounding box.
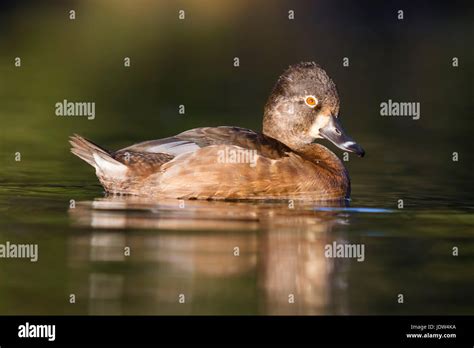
[304,96,318,108]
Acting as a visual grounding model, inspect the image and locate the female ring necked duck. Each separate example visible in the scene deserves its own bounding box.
[70,62,364,200]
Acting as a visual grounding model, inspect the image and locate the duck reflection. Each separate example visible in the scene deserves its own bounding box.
[68,196,351,315]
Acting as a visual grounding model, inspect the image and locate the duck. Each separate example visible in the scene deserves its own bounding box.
[70,61,364,201]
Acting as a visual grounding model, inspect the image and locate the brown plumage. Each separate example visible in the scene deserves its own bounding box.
[70,62,365,201]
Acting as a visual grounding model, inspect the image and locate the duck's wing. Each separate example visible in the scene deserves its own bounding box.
[118,127,290,160]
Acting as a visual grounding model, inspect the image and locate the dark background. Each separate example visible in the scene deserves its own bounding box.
[0,0,472,315]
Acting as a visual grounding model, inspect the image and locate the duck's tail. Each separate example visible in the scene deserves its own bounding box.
[69,134,128,178]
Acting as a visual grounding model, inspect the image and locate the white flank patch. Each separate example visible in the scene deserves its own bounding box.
[93,153,128,178]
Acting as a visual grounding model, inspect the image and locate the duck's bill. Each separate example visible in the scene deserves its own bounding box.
[319,116,365,157]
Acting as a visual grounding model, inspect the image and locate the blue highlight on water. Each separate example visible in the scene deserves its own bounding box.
[313,207,393,213]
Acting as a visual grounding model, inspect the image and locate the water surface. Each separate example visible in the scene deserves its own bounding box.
[0,155,472,315]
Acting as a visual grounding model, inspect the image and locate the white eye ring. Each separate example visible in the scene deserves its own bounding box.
[304,95,318,108]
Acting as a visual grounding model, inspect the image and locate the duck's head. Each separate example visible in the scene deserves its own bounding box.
[263,62,365,157]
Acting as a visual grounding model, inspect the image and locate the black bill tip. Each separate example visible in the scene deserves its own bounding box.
[344,141,365,157]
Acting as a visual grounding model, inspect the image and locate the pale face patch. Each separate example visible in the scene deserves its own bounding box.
[308,114,330,139]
